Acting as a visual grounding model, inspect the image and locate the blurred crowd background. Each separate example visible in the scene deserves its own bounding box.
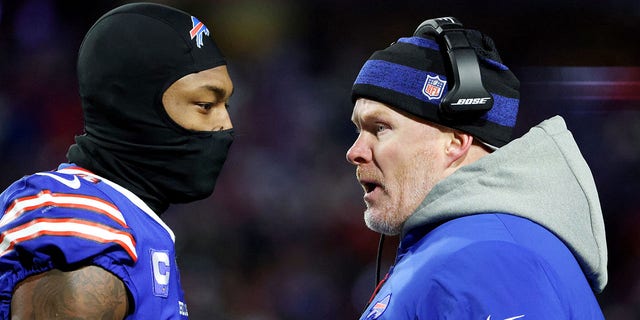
[1,0,639,319]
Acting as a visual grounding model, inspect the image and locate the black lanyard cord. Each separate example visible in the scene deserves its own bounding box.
[375,233,385,285]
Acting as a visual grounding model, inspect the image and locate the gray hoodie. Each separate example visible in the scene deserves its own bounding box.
[402,116,608,293]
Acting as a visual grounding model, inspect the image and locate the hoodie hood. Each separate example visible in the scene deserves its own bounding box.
[402,116,607,293]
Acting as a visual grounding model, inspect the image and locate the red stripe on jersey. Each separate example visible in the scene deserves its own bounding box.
[1,190,127,228]
[60,166,92,173]
[0,217,137,262]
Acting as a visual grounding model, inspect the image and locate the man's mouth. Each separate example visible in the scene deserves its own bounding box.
[361,180,381,194]
[356,168,383,196]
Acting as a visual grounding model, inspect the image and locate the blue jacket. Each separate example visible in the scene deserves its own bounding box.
[361,214,604,319]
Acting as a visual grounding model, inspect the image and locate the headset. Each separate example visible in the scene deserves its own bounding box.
[413,17,494,118]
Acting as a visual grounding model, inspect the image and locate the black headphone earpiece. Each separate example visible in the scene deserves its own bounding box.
[413,17,493,118]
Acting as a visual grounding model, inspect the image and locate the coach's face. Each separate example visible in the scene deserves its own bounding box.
[346,98,450,235]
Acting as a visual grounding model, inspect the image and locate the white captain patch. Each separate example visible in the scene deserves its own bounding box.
[151,249,170,297]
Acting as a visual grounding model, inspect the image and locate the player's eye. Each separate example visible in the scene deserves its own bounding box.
[196,103,213,110]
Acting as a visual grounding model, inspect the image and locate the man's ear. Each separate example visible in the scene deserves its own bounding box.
[445,130,474,167]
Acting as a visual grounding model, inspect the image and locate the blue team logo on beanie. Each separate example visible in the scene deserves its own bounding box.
[422,75,446,100]
[189,16,210,48]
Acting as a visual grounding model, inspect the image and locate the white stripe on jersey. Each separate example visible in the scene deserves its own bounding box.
[0,218,137,261]
[0,190,126,228]
[59,167,176,242]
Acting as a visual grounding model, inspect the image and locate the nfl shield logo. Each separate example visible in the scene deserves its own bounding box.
[422,75,446,100]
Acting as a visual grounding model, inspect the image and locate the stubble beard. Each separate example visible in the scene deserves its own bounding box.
[363,150,438,236]
[364,195,403,235]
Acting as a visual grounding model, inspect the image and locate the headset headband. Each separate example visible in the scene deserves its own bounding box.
[414,17,494,118]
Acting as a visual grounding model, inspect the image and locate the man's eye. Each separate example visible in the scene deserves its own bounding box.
[376,124,389,133]
[197,103,213,110]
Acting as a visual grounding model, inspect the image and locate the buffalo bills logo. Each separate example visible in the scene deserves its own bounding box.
[422,74,446,100]
[190,16,210,48]
[365,293,391,319]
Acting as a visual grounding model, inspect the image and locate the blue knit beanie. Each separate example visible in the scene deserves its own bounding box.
[352,27,520,148]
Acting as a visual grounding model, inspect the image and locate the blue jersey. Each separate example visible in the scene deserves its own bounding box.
[361,214,604,320]
[0,164,189,319]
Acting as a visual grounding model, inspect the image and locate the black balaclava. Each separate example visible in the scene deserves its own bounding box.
[67,3,233,214]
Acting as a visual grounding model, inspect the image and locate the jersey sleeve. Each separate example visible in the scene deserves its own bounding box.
[0,172,138,286]
[416,241,566,319]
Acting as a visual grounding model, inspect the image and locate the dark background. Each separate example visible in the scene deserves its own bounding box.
[1,0,639,318]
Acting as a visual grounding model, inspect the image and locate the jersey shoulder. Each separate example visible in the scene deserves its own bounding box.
[0,167,138,269]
